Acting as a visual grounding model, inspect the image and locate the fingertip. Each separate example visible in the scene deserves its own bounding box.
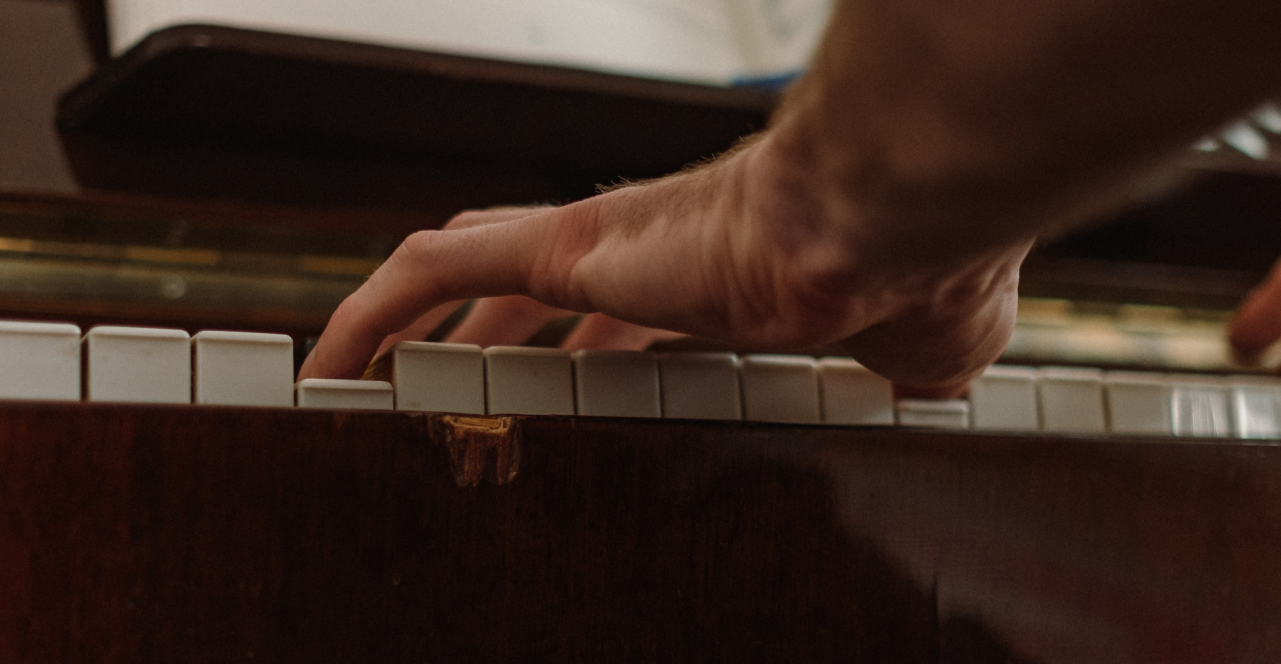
[299,331,381,381]
[1231,258,1281,350]
[296,352,315,382]
[294,340,328,380]
[1230,288,1281,353]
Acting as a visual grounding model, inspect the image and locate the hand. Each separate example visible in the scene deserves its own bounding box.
[298,133,1030,394]
[1229,256,1281,364]
[345,208,683,358]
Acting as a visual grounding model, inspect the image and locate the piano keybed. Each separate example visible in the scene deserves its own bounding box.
[4,319,1279,440]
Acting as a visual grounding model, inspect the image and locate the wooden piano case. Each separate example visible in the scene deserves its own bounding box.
[3,402,1279,662]
[6,8,1281,661]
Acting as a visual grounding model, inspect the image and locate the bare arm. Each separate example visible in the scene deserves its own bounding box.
[299,0,1281,389]
[774,0,1281,270]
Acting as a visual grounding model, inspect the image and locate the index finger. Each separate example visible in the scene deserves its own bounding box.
[298,204,595,380]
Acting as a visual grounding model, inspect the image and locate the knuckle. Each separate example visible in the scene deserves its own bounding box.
[397,230,440,264]
[527,203,603,305]
[444,211,482,231]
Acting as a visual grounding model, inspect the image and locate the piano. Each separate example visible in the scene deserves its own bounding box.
[3,2,1281,661]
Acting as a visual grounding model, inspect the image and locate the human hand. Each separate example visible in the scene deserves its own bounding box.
[297,134,1031,394]
[1229,256,1281,365]
[340,207,684,359]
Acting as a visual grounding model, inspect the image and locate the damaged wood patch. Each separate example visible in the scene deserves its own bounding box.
[429,414,521,487]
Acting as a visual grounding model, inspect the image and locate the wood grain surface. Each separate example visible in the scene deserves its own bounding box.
[0,402,1278,662]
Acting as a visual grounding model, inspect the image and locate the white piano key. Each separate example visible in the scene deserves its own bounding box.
[968,365,1039,431]
[83,326,190,404]
[484,346,574,416]
[572,350,660,418]
[191,330,294,407]
[895,399,970,429]
[0,320,80,401]
[658,352,742,421]
[739,354,820,424]
[295,378,393,410]
[1105,371,1173,436]
[1169,375,1232,438]
[817,358,893,425]
[1229,376,1281,439]
[1036,367,1106,433]
[392,341,485,414]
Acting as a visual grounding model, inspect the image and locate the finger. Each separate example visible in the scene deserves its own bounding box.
[300,206,592,380]
[363,207,554,355]
[560,313,684,351]
[372,299,467,356]
[445,205,551,231]
[444,295,570,347]
[838,271,1021,391]
[300,206,557,379]
[1229,257,1281,355]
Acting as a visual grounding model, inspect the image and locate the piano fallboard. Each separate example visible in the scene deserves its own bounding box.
[1,402,1277,662]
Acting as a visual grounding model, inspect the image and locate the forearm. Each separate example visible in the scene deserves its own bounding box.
[771,0,1281,272]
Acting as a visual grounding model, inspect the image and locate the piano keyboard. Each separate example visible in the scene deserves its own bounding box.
[3,320,1281,439]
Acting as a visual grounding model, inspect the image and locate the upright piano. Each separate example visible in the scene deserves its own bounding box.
[2,4,1281,662]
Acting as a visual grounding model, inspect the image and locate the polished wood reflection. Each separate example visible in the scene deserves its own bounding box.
[1,403,1277,662]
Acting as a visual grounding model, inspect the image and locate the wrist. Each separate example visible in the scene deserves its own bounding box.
[740,122,1032,325]
[767,84,1045,278]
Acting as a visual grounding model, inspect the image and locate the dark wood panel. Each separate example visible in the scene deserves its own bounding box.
[1,403,1277,662]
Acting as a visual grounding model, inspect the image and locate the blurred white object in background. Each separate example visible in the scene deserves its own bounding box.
[106,0,831,86]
